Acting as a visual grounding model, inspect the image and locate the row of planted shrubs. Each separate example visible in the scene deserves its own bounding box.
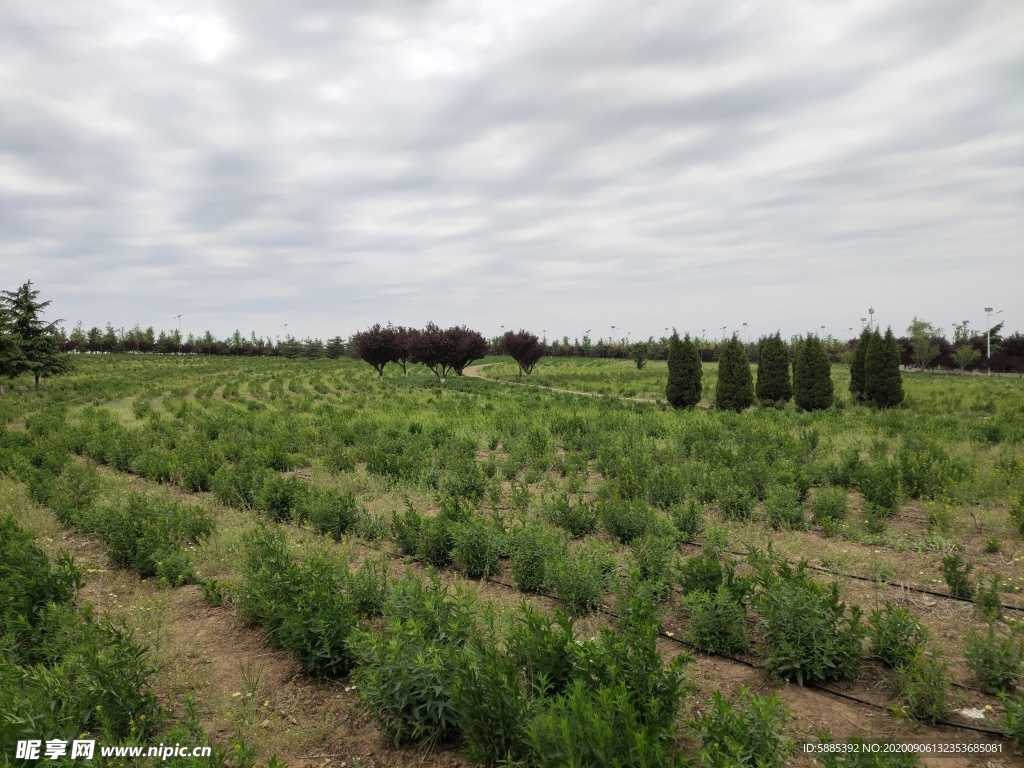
[0,514,282,768]
[57,388,985,530]
[232,526,826,767]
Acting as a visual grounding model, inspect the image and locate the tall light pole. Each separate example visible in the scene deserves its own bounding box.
[860,317,867,330]
[868,306,875,331]
[985,308,1003,376]
[742,322,748,343]
[719,325,727,338]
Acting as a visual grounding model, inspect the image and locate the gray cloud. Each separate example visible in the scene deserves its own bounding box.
[1,0,1021,342]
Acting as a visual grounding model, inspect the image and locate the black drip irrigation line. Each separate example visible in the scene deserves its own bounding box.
[676,539,1024,615]
[477,575,1008,740]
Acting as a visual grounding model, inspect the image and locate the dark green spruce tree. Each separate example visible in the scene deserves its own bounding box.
[0,281,72,390]
[848,326,872,402]
[715,335,754,412]
[666,330,702,408]
[793,334,834,411]
[755,332,791,405]
[865,326,904,409]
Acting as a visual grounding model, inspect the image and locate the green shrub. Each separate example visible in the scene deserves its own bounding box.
[417,514,456,568]
[451,517,502,578]
[93,493,213,585]
[276,556,359,677]
[544,494,598,538]
[677,552,740,597]
[756,568,865,685]
[975,572,1003,621]
[524,679,685,768]
[1001,692,1024,746]
[868,603,928,669]
[386,573,478,645]
[965,624,1024,694]
[0,605,162,746]
[600,497,655,543]
[0,514,82,656]
[670,499,704,541]
[552,542,614,616]
[628,534,676,600]
[257,474,304,522]
[300,487,359,540]
[859,462,901,516]
[941,554,974,599]
[392,501,424,555]
[764,483,805,530]
[352,618,461,746]
[170,439,219,492]
[812,487,848,533]
[236,528,358,677]
[717,483,754,521]
[693,688,791,768]
[452,636,530,766]
[507,606,578,697]
[48,462,102,528]
[510,524,566,593]
[686,586,750,655]
[897,647,950,723]
[348,558,390,618]
[211,462,267,509]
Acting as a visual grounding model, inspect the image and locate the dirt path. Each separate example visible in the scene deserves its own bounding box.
[464,363,720,407]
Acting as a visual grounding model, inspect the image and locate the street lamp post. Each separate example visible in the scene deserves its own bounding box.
[742,322,748,343]
[984,308,1004,376]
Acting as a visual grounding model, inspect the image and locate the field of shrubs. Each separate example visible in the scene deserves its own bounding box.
[2,353,1024,766]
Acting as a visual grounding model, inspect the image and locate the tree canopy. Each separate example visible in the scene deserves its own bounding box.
[715,335,754,412]
[755,332,791,405]
[665,331,702,409]
[793,334,833,411]
[501,330,545,377]
[0,281,72,390]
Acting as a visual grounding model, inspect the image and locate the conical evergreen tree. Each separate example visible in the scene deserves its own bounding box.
[865,326,904,408]
[793,334,834,411]
[715,335,754,412]
[848,326,872,402]
[755,332,792,405]
[666,330,702,408]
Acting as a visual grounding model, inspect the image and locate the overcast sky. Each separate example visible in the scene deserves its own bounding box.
[2,0,1021,343]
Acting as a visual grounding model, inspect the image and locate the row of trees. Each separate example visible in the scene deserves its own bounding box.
[0,281,71,391]
[849,328,905,408]
[665,327,903,412]
[353,325,546,383]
